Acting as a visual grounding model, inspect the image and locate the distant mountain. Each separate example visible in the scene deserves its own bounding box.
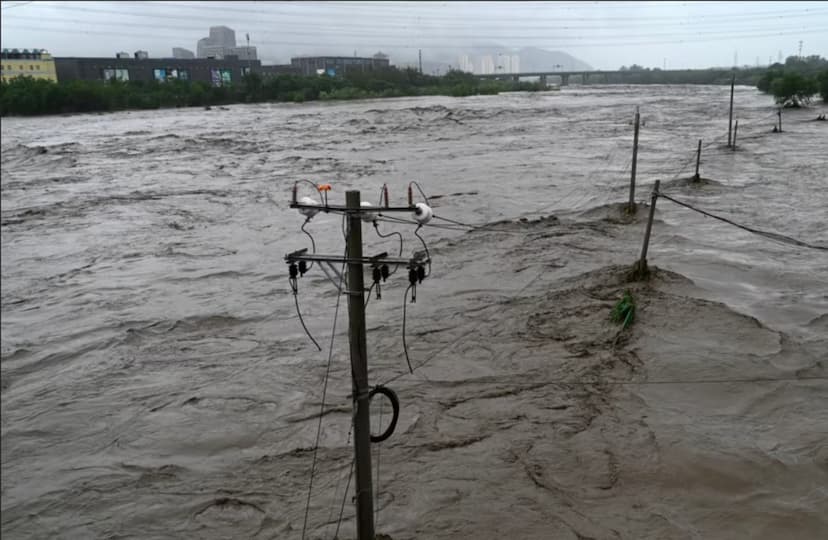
[517,47,592,72]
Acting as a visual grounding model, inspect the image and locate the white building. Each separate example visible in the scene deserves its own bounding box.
[172,47,195,59]
[457,54,474,73]
[195,26,256,60]
[481,55,495,74]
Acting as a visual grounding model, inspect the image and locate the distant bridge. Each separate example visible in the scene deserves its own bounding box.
[477,68,739,86]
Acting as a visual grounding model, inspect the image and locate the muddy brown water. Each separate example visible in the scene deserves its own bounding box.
[2,86,827,539]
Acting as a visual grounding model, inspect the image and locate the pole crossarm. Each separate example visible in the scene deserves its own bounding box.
[290,202,417,214]
[285,251,429,267]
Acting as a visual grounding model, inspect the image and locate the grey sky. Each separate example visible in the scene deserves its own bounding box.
[1,1,827,70]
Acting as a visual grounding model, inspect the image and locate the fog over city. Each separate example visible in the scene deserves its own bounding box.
[2,0,827,72]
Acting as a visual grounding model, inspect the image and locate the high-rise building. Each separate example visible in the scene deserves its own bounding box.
[209,26,236,48]
[457,54,473,73]
[172,47,195,59]
[196,26,256,60]
[510,55,520,73]
[481,55,495,75]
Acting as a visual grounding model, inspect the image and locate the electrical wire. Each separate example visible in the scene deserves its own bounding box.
[290,277,322,352]
[333,458,355,540]
[300,217,316,272]
[414,225,431,278]
[401,284,415,374]
[301,242,348,540]
[657,192,828,251]
[409,180,431,206]
[374,396,383,528]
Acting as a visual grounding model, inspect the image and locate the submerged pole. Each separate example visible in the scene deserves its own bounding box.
[727,73,735,147]
[629,106,640,213]
[632,179,660,280]
[693,139,702,181]
[345,190,375,540]
[733,120,738,151]
[778,107,783,132]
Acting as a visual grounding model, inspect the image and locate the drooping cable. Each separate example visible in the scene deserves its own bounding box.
[300,217,316,272]
[373,220,404,277]
[334,458,355,540]
[409,180,431,206]
[657,192,828,251]
[300,242,348,540]
[401,284,414,374]
[414,225,431,278]
[289,275,321,352]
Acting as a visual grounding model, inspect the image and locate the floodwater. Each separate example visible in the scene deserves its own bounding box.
[2,86,827,540]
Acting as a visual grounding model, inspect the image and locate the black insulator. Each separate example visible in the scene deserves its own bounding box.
[372,266,381,284]
[298,260,308,275]
[408,268,418,286]
[381,264,390,282]
[289,263,298,279]
[417,265,425,284]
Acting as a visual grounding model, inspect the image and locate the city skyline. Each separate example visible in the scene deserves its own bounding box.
[1,1,826,70]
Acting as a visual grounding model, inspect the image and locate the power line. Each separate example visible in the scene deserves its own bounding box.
[657,192,828,251]
[9,23,826,50]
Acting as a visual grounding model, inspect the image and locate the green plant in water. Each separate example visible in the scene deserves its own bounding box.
[611,290,636,329]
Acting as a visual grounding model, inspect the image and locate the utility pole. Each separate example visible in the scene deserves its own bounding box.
[419,49,423,74]
[727,73,735,148]
[629,106,640,214]
[246,33,251,75]
[799,40,803,59]
[345,191,375,540]
[285,189,430,540]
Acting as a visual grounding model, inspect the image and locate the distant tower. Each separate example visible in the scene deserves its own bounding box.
[798,40,803,59]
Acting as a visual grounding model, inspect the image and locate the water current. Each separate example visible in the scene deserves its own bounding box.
[2,85,827,539]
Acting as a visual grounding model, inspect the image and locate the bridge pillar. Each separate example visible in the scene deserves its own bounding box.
[539,74,547,88]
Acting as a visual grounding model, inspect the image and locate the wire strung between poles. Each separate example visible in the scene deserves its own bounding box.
[657,192,828,251]
[300,243,348,540]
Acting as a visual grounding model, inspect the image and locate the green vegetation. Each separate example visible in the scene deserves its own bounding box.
[0,68,542,117]
[756,55,828,107]
[610,291,636,330]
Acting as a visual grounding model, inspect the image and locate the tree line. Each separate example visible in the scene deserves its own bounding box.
[0,68,541,117]
[756,55,828,107]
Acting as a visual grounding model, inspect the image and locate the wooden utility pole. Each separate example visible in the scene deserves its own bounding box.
[418,49,423,74]
[693,139,702,181]
[345,190,375,540]
[732,120,738,151]
[628,106,640,213]
[727,73,735,147]
[778,107,783,132]
[631,179,660,280]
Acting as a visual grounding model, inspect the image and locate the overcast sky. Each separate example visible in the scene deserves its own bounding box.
[1,1,826,69]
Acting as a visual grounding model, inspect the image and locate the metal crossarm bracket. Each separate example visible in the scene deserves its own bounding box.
[290,202,416,214]
[284,253,429,267]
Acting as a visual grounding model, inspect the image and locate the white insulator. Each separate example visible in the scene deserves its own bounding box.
[298,195,320,218]
[360,201,378,223]
[413,203,433,225]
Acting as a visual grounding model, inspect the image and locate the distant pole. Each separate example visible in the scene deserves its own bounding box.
[633,179,660,280]
[693,139,702,181]
[628,106,640,214]
[246,33,251,75]
[727,73,735,147]
[778,107,782,132]
[418,49,423,74]
[732,120,738,151]
[345,190,375,540]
